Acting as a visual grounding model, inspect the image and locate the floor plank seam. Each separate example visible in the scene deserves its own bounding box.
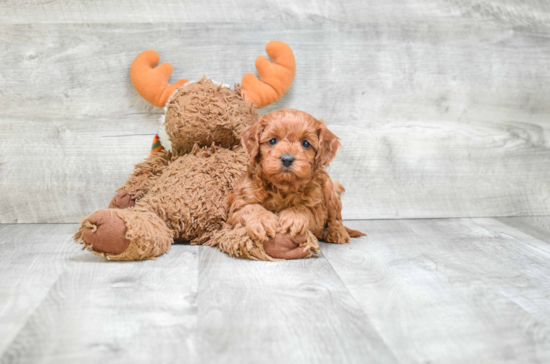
[0,268,67,359]
[403,218,550,324]
[473,218,550,259]
[318,249,402,363]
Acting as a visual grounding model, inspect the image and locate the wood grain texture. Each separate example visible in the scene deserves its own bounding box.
[3,220,550,362]
[1,21,550,222]
[0,224,199,364]
[196,246,397,364]
[0,223,398,364]
[497,216,550,245]
[0,224,74,356]
[2,0,550,24]
[4,22,550,122]
[322,218,550,363]
[0,117,155,223]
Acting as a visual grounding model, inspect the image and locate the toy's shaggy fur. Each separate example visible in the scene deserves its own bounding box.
[132,145,248,244]
[74,79,269,260]
[164,77,257,153]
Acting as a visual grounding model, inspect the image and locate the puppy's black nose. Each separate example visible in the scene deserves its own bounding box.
[280,154,295,167]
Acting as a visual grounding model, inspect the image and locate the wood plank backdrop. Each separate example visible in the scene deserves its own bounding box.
[1,1,550,223]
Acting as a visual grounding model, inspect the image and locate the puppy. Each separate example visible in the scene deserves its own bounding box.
[227,109,365,258]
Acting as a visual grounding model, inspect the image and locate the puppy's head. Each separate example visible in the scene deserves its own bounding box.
[241,109,341,187]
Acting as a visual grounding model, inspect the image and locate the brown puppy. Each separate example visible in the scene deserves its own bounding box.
[227,109,365,258]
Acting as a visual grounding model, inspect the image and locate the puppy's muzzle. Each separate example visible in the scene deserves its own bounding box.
[280,154,295,167]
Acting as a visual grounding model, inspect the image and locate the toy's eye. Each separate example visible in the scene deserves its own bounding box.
[301,140,311,149]
[269,138,278,145]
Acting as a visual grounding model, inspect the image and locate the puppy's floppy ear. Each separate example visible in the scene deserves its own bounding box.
[241,120,263,160]
[315,120,341,167]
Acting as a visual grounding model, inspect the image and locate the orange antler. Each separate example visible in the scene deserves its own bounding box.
[130,50,188,108]
[241,41,296,109]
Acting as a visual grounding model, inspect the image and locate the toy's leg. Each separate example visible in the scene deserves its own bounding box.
[105,151,172,209]
[108,190,136,209]
[205,225,319,261]
[119,150,172,201]
[74,208,173,261]
[264,232,319,260]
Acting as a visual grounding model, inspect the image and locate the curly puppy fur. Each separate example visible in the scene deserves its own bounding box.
[227,109,365,245]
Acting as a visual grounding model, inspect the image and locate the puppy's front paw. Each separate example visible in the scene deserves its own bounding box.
[322,225,350,245]
[245,211,278,241]
[278,210,310,236]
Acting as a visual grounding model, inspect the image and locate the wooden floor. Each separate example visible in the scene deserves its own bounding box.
[1,217,549,363]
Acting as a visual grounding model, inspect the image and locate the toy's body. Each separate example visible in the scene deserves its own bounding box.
[74,78,255,260]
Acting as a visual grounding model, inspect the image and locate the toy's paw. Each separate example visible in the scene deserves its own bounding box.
[322,225,350,245]
[245,211,278,242]
[264,233,311,260]
[108,190,136,209]
[81,210,130,254]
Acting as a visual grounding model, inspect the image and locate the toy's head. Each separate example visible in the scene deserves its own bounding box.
[130,41,296,154]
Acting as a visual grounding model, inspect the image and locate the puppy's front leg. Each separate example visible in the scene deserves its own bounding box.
[278,206,315,236]
[228,204,279,242]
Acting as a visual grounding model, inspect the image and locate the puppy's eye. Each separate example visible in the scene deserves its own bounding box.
[301,140,311,149]
[269,138,278,145]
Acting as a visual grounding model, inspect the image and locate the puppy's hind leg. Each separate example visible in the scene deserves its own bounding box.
[345,226,367,238]
[322,180,366,243]
[322,223,366,245]
[322,225,350,245]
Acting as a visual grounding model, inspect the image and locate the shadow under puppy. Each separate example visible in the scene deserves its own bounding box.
[214,109,365,260]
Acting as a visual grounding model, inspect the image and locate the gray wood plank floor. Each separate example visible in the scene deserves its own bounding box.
[2,218,550,363]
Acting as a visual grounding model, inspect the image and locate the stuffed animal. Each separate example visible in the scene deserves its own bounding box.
[74,41,321,261]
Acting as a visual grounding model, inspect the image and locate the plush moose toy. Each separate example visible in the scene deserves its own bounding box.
[74,41,321,261]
